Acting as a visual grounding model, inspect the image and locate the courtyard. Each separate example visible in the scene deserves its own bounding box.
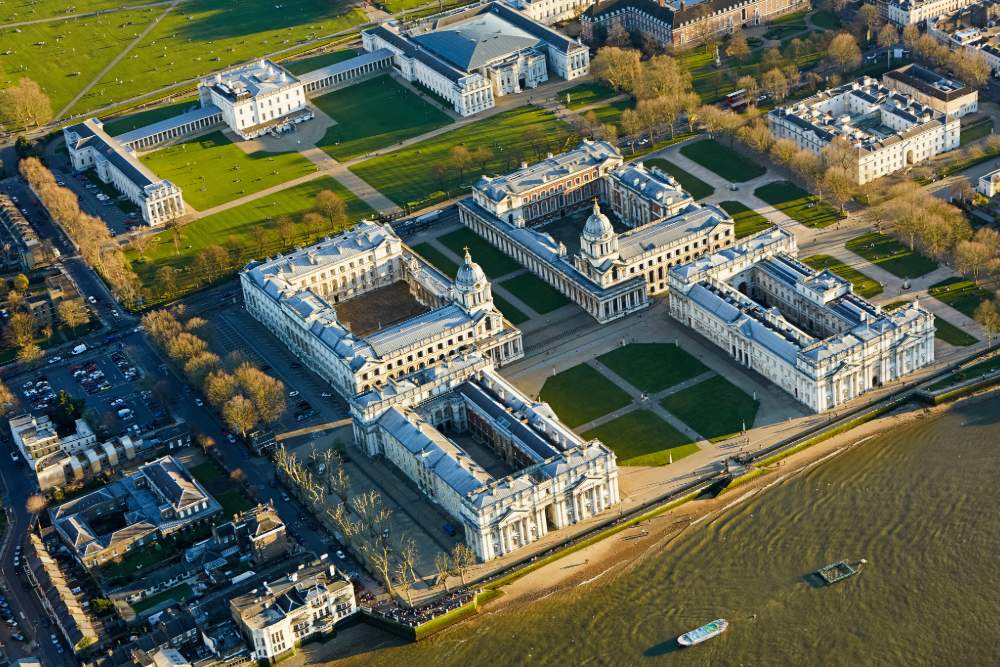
[335,282,429,336]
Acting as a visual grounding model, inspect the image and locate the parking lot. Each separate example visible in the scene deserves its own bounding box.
[53,167,135,236]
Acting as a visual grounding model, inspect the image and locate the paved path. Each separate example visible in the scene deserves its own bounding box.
[302,146,401,214]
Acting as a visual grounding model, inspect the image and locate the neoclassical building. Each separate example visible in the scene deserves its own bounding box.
[503,0,598,24]
[876,0,977,25]
[352,354,620,562]
[668,228,936,412]
[241,221,523,399]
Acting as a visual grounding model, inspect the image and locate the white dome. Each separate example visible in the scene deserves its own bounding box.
[582,200,613,241]
[455,247,486,291]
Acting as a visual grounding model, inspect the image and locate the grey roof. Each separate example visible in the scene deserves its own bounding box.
[617,203,729,261]
[456,381,560,462]
[415,12,541,71]
[203,59,300,101]
[476,139,620,202]
[63,119,163,190]
[609,162,691,207]
[113,104,222,146]
[298,48,394,86]
[366,304,473,357]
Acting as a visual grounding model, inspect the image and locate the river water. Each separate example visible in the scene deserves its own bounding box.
[327,395,1000,666]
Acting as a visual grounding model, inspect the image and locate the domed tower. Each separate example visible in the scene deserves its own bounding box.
[580,199,618,265]
[454,247,493,314]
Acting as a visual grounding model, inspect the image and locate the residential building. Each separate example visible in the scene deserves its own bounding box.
[978,166,1000,196]
[362,2,589,116]
[928,1,1000,74]
[240,220,523,400]
[767,75,961,184]
[503,0,598,23]
[230,561,356,662]
[62,118,185,226]
[212,502,288,564]
[352,354,620,561]
[581,0,807,48]
[882,64,978,118]
[876,0,977,25]
[0,194,47,272]
[50,456,222,569]
[668,227,936,412]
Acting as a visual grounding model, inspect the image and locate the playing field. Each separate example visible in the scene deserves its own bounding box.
[350,106,574,207]
[314,76,452,161]
[644,158,714,200]
[139,131,317,210]
[583,410,697,466]
[719,201,771,238]
[597,343,708,394]
[754,181,844,228]
[802,255,883,299]
[539,363,632,428]
[680,139,766,183]
[499,273,570,314]
[845,232,938,279]
[660,375,758,442]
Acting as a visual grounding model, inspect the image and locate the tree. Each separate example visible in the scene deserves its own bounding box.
[222,394,258,437]
[314,189,348,233]
[591,46,642,94]
[17,342,43,364]
[770,138,799,170]
[0,78,53,131]
[204,369,239,408]
[276,216,296,249]
[434,551,452,591]
[824,166,856,213]
[974,300,1000,341]
[449,145,473,183]
[726,29,751,62]
[430,163,449,190]
[57,299,90,330]
[155,266,178,299]
[130,233,154,261]
[827,33,862,73]
[450,543,475,584]
[7,311,36,348]
[955,240,993,283]
[472,146,493,173]
[877,23,899,49]
[25,495,47,515]
[230,468,248,485]
[184,351,221,386]
[197,434,216,454]
[736,75,758,103]
[902,24,920,48]
[0,380,14,417]
[12,274,28,291]
[761,68,789,101]
[234,363,287,425]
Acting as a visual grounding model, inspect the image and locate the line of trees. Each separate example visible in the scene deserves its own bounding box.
[141,308,286,436]
[0,273,92,363]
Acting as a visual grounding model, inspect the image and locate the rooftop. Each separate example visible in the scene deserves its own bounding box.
[476,139,621,202]
[64,119,173,194]
[203,59,300,102]
[883,64,974,102]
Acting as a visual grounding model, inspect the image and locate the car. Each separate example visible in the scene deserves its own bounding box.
[9,453,18,463]
[336,550,346,560]
[47,355,63,364]
[111,309,119,318]
[11,633,23,642]
[87,295,96,304]
[194,398,204,406]
[321,392,333,398]
[443,523,458,536]
[288,390,300,397]
[281,493,291,502]
[226,434,236,443]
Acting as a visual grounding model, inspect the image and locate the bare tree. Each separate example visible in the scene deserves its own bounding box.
[314,190,348,233]
[726,29,751,62]
[826,33,862,73]
[877,23,899,49]
[450,543,475,585]
[0,380,15,417]
[449,145,473,183]
[974,300,1000,342]
[434,551,452,592]
[222,394,258,437]
[57,299,90,330]
[0,78,52,130]
[590,46,642,94]
[26,495,47,515]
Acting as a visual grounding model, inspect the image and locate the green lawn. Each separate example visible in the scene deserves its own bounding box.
[810,9,842,29]
[499,273,570,314]
[597,343,708,394]
[492,294,530,325]
[131,583,194,614]
[754,181,844,228]
[139,131,317,210]
[644,158,714,200]
[314,76,452,161]
[934,316,979,347]
[583,410,698,466]
[410,242,459,277]
[350,106,574,208]
[189,461,223,486]
[283,49,357,75]
[101,97,200,136]
[99,541,180,582]
[929,277,993,318]
[437,228,522,278]
[845,232,938,279]
[587,98,634,130]
[881,300,911,312]
[928,355,1000,390]
[802,255,883,298]
[216,489,252,517]
[539,363,632,428]
[660,375,759,442]
[129,177,374,300]
[960,119,994,146]
[719,201,771,238]
[563,82,617,109]
[679,139,766,182]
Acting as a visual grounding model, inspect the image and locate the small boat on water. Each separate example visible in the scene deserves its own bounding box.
[815,558,867,585]
[677,619,729,647]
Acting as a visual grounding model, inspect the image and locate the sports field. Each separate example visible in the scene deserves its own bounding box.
[139,131,317,210]
[313,76,452,161]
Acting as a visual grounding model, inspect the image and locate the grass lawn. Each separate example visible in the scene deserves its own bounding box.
[845,232,938,279]
[810,9,842,29]
[100,541,179,582]
[679,139,766,182]
[410,242,459,277]
[539,363,632,428]
[314,76,452,161]
[929,277,993,318]
[754,181,844,228]
[597,343,708,394]
[189,461,222,486]
[216,489,253,517]
[660,375,759,442]
[129,176,374,300]
[802,254,883,298]
[283,49,357,75]
[563,82,617,109]
[350,105,573,208]
[499,273,570,314]
[928,355,1000,390]
[719,200,771,238]
[586,98,634,130]
[960,119,994,146]
[934,316,979,346]
[139,131,317,210]
[583,410,698,466]
[645,158,714,200]
[101,97,200,136]
[437,228,521,278]
[493,294,530,325]
[131,583,194,614]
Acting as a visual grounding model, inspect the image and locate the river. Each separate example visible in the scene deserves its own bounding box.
[324,394,1000,666]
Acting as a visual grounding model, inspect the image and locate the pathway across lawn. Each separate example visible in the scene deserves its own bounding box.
[754,180,843,228]
[679,138,766,183]
[660,375,759,443]
[539,363,633,428]
[845,232,937,279]
[437,228,522,278]
[410,242,460,277]
[719,201,771,238]
[645,158,714,200]
[802,254,883,298]
[561,82,617,109]
[583,410,697,466]
[597,343,708,394]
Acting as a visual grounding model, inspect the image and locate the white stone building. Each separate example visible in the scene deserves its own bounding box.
[927,2,1000,75]
[767,76,961,184]
[241,221,523,400]
[352,354,620,562]
[362,2,589,116]
[978,167,1000,196]
[668,228,936,413]
[198,59,312,140]
[63,119,185,226]
[230,561,356,662]
[882,64,978,119]
[876,0,977,25]
[503,0,597,24]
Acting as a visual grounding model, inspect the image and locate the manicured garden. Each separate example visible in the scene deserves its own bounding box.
[754,181,844,228]
[645,158,714,200]
[411,242,460,277]
[679,139,766,182]
[929,277,993,318]
[660,375,759,442]
[539,363,632,428]
[802,255,883,298]
[583,410,698,466]
[587,98,634,130]
[139,131,317,210]
[845,232,937,279]
[933,316,979,347]
[563,82,617,110]
[597,343,708,394]
[960,119,994,146]
[314,76,453,161]
[437,228,521,278]
[763,10,808,40]
[499,273,570,314]
[719,200,771,238]
[350,106,573,208]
